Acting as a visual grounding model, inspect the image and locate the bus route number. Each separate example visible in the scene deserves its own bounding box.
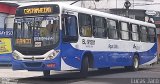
[82,39,95,47]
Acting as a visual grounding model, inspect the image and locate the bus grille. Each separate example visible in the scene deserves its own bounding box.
[24,62,42,67]
[23,57,44,60]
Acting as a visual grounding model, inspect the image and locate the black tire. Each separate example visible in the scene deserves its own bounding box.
[43,70,50,77]
[132,56,139,71]
[125,56,139,71]
[80,57,89,77]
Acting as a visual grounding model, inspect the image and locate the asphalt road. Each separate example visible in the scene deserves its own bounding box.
[0,64,160,84]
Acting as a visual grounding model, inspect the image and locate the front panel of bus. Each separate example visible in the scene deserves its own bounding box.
[12,4,61,71]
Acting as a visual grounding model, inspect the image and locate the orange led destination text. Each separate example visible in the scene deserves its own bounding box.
[24,7,52,14]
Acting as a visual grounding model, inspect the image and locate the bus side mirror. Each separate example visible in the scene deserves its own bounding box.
[63,36,78,42]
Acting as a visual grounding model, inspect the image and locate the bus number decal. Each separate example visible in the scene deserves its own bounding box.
[82,39,95,48]
[16,39,31,44]
[34,42,42,47]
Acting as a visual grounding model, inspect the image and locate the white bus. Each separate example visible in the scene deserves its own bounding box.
[12,2,157,77]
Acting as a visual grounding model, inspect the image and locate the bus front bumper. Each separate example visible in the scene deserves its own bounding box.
[12,59,60,71]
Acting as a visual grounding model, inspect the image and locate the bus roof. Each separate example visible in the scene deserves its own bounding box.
[19,2,155,28]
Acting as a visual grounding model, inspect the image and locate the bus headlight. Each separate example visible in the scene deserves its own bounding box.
[13,52,21,60]
[45,50,60,60]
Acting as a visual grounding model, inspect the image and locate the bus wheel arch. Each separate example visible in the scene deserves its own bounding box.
[80,51,93,77]
[125,53,140,71]
[82,51,94,68]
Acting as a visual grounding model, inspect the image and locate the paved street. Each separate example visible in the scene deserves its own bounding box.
[0,64,160,84]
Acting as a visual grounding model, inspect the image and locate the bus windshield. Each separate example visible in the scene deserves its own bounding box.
[14,16,59,48]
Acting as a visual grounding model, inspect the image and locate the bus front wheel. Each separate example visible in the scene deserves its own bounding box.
[43,70,50,77]
[80,56,89,77]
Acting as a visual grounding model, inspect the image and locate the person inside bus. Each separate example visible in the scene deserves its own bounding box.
[46,21,53,34]
[81,25,92,36]
[52,20,58,32]
[46,20,58,36]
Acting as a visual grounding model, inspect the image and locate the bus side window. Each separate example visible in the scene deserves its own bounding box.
[107,19,118,39]
[131,24,139,41]
[93,16,107,38]
[140,26,148,42]
[62,14,78,42]
[148,27,156,43]
[78,13,92,37]
[120,22,129,40]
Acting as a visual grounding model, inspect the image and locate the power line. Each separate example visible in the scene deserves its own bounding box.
[134,3,160,6]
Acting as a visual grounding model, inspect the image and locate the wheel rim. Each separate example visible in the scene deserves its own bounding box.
[134,58,138,69]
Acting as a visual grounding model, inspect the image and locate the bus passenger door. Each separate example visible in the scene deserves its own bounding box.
[61,14,80,69]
